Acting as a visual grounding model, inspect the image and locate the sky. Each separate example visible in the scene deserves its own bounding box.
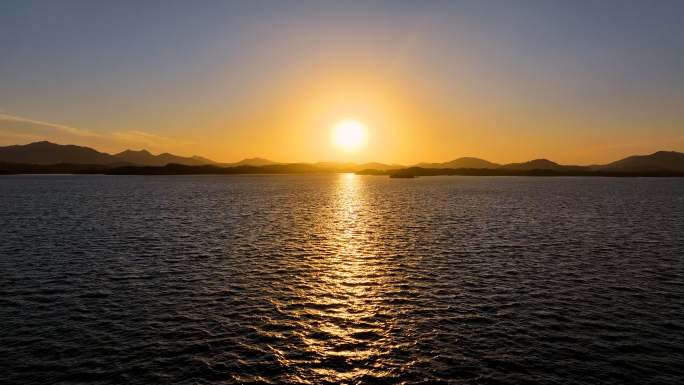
[1,0,683,165]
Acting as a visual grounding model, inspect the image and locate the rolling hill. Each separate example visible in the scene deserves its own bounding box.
[414,157,500,169]
[0,141,275,167]
[223,157,279,167]
[499,159,588,171]
[1,141,683,173]
[0,141,119,165]
[113,149,212,166]
[598,151,684,172]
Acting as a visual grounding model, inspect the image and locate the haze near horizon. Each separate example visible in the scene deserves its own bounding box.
[1,1,683,165]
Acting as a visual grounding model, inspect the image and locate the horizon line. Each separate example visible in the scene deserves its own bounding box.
[1,140,682,168]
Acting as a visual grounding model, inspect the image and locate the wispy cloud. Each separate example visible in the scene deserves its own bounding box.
[111,130,195,147]
[0,113,101,137]
[0,112,195,154]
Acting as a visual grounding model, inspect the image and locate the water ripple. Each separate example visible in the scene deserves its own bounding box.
[1,175,683,384]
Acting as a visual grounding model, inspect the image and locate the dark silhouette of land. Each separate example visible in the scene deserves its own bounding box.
[0,141,279,167]
[2,161,680,177]
[357,167,684,177]
[1,141,684,176]
[113,149,213,167]
[98,163,329,175]
[389,171,416,178]
[498,159,588,171]
[0,141,121,165]
[597,151,684,172]
[414,157,501,169]
[306,161,404,172]
[0,162,117,175]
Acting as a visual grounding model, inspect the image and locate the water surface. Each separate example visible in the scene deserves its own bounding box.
[1,175,683,384]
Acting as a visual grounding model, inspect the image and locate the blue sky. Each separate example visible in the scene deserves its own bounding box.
[1,1,683,164]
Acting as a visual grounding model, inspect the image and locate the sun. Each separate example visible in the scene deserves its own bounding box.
[332,120,367,149]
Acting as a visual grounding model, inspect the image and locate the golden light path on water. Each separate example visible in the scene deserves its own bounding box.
[290,174,399,382]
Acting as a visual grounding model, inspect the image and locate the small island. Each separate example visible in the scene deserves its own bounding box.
[389,172,416,178]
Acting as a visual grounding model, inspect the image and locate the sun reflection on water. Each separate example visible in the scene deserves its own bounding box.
[295,174,398,382]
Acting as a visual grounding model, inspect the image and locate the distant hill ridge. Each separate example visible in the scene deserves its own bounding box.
[408,152,684,172]
[308,162,404,172]
[498,159,588,171]
[228,157,279,167]
[0,141,277,167]
[0,141,683,172]
[0,141,119,165]
[600,151,684,172]
[113,149,212,167]
[413,157,501,169]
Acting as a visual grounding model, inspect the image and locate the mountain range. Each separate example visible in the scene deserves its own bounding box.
[597,151,684,172]
[0,141,276,168]
[414,157,501,169]
[1,141,683,173]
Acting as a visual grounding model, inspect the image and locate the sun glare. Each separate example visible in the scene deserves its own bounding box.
[333,120,367,150]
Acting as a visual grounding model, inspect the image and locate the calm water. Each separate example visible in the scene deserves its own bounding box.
[1,175,683,384]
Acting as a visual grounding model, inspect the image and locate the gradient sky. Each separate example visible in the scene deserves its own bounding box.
[1,1,683,165]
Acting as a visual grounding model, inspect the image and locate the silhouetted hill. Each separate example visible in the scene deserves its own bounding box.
[499,159,588,171]
[357,166,684,178]
[500,159,558,170]
[414,157,500,169]
[107,161,139,168]
[356,169,388,175]
[114,149,212,166]
[0,141,118,165]
[221,157,279,167]
[2,141,683,175]
[359,162,404,171]
[0,162,114,174]
[0,141,222,166]
[191,155,219,165]
[598,151,684,172]
[2,160,682,177]
[308,162,403,172]
[101,163,329,175]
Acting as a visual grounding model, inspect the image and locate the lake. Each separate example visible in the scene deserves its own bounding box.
[1,175,683,384]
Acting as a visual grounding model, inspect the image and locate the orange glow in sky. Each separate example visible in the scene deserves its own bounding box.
[1,2,683,165]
